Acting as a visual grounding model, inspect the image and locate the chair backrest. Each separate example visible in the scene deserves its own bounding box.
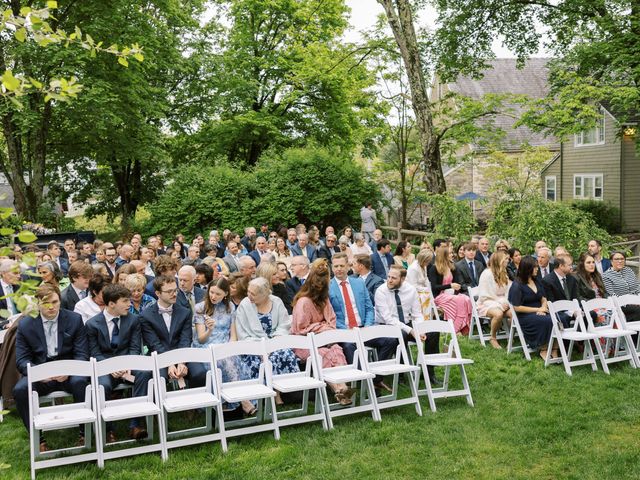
[312,328,358,348]
[95,354,155,376]
[358,324,408,364]
[413,319,461,359]
[548,299,581,332]
[614,294,640,309]
[468,286,479,298]
[28,359,94,383]
[212,338,267,361]
[580,297,619,330]
[266,334,313,353]
[155,347,214,369]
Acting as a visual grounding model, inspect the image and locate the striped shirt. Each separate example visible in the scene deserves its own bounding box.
[602,267,640,297]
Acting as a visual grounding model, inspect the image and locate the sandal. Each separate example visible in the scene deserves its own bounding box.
[335,387,354,406]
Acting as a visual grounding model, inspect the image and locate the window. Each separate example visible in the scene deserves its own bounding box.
[545,176,556,201]
[575,109,605,146]
[573,174,603,200]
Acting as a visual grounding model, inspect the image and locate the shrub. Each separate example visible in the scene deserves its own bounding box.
[571,200,623,233]
[418,193,477,243]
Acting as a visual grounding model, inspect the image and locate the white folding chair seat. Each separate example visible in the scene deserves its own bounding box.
[155,347,226,453]
[310,329,380,422]
[506,304,537,361]
[613,295,640,349]
[94,354,166,466]
[413,319,474,412]
[212,339,280,440]
[358,325,422,417]
[545,300,605,375]
[581,298,639,369]
[27,359,100,480]
[265,335,332,430]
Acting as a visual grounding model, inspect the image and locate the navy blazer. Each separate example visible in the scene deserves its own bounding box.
[140,302,193,354]
[176,288,205,311]
[475,251,492,269]
[362,273,384,305]
[285,276,304,299]
[290,244,318,262]
[370,252,394,279]
[15,309,88,376]
[248,249,269,267]
[60,285,83,312]
[541,272,579,303]
[86,312,142,361]
[454,259,485,293]
[600,258,612,273]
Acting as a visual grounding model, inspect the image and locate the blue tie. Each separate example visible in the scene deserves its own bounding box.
[111,318,120,350]
[469,262,476,284]
[394,289,405,324]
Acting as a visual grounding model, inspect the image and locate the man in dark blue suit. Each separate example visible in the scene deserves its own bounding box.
[475,237,492,269]
[248,236,270,267]
[13,284,88,451]
[329,254,396,392]
[352,255,384,305]
[176,265,205,312]
[141,276,206,388]
[588,239,612,274]
[370,239,394,279]
[144,255,179,299]
[86,284,149,441]
[47,240,69,276]
[60,261,93,312]
[286,256,310,299]
[289,233,317,262]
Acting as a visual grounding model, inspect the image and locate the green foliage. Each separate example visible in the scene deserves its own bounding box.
[419,193,477,242]
[487,196,614,258]
[144,147,380,238]
[571,200,623,234]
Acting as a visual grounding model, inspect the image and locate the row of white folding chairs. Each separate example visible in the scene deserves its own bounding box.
[507,296,640,375]
[30,323,470,479]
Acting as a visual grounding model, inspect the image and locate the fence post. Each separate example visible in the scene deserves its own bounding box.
[397,222,403,242]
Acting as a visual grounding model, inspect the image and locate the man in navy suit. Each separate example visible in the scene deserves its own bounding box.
[455,242,485,294]
[13,284,89,451]
[286,256,310,298]
[176,265,205,313]
[86,284,149,441]
[248,236,270,266]
[352,255,384,305]
[0,259,21,323]
[141,276,206,388]
[290,233,317,262]
[475,237,492,269]
[370,239,394,279]
[588,239,611,274]
[329,254,396,392]
[541,255,579,328]
[60,261,93,312]
[47,241,69,276]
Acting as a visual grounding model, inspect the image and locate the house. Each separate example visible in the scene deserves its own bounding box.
[541,104,639,231]
[431,58,560,216]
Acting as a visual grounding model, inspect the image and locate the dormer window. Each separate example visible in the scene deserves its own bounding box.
[575,108,605,146]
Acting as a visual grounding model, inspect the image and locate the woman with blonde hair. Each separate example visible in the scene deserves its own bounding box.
[494,239,511,253]
[427,246,472,334]
[256,261,293,314]
[291,259,353,405]
[125,273,156,315]
[477,251,512,349]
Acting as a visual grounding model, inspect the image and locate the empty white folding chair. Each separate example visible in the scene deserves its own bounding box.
[413,319,474,412]
[94,354,167,467]
[612,294,640,352]
[212,339,280,440]
[27,359,100,480]
[506,304,537,361]
[545,300,605,375]
[310,329,381,422]
[357,325,422,417]
[581,298,639,369]
[467,286,509,346]
[265,335,332,430]
[155,347,227,453]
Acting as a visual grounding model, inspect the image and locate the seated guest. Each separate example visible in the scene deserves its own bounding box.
[114,263,137,287]
[276,261,290,283]
[290,233,317,261]
[74,273,108,323]
[603,251,640,322]
[588,239,611,274]
[291,260,353,405]
[145,255,179,299]
[13,284,88,451]
[350,233,372,256]
[368,229,383,253]
[194,264,213,290]
[103,246,118,280]
[257,261,293,314]
[285,228,297,249]
[235,277,299,404]
[374,265,441,385]
[341,225,354,246]
[477,251,512,349]
[248,237,270,267]
[317,234,340,262]
[575,253,612,328]
[239,256,257,280]
[475,237,492,268]
[352,254,384,305]
[192,277,255,415]
[0,259,21,320]
[428,246,472,334]
[454,243,465,262]
[183,245,201,266]
[541,254,579,328]
[273,238,293,272]
[454,242,485,293]
[407,249,433,288]
[138,247,155,278]
[494,239,510,253]
[286,255,310,298]
[337,236,355,266]
[507,248,522,281]
[393,241,415,269]
[228,272,248,309]
[125,273,156,315]
[141,275,206,388]
[47,241,69,276]
[86,284,149,441]
[537,247,553,279]
[329,253,395,392]
[508,255,555,359]
[177,265,205,313]
[61,261,93,312]
[115,244,134,268]
[223,240,242,273]
[371,239,394,279]
[38,261,68,290]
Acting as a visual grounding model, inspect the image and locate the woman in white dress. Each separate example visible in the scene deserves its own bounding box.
[477,250,512,349]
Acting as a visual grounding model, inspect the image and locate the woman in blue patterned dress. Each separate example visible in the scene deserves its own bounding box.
[125,274,156,315]
[193,277,256,415]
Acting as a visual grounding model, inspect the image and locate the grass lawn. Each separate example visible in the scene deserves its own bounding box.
[2,338,640,480]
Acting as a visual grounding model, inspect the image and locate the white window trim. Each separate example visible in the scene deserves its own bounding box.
[545,176,557,201]
[574,109,605,147]
[573,174,604,200]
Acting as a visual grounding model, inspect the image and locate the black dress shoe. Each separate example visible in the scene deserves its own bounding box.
[430,377,443,387]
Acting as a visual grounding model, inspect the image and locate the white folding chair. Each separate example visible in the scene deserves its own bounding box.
[467,286,509,346]
[310,329,381,422]
[0,328,6,423]
[545,300,605,375]
[357,325,422,417]
[265,335,332,430]
[155,347,227,453]
[413,319,474,412]
[94,354,167,467]
[581,298,639,369]
[27,359,100,480]
[612,294,640,352]
[212,339,280,440]
[506,304,537,361]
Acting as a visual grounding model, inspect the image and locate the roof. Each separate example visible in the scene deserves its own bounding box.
[600,101,640,124]
[445,58,560,151]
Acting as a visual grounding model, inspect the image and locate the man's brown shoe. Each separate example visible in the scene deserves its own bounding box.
[39,441,49,453]
[374,381,393,394]
[107,431,117,443]
[129,426,148,440]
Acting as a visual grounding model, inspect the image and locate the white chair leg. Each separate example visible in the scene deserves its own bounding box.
[460,365,474,407]
[319,387,334,430]
[269,397,281,440]
[365,378,381,421]
[407,371,422,416]
[215,403,228,453]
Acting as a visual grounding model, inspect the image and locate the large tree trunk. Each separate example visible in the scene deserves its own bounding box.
[111,157,141,234]
[378,0,446,194]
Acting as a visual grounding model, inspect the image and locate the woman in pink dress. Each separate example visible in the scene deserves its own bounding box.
[291,259,353,405]
[427,246,472,334]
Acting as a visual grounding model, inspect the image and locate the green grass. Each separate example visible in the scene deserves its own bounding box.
[2,339,640,479]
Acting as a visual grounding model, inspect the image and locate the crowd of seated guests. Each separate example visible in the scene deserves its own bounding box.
[0,223,638,451]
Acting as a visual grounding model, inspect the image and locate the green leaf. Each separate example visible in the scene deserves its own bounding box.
[0,309,10,318]
[117,56,128,67]
[1,70,20,92]
[133,52,144,62]
[0,228,14,235]
[14,27,26,42]
[22,252,37,267]
[47,0,58,8]
[17,230,37,243]
[0,462,10,469]
[19,6,31,16]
